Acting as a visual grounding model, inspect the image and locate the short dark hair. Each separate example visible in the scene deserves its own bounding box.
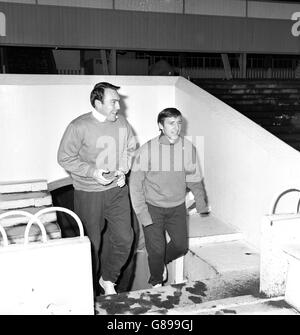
[90,82,120,107]
[157,107,182,125]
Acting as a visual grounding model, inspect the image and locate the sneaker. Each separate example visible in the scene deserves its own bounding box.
[99,276,117,295]
[163,265,168,282]
[152,283,162,288]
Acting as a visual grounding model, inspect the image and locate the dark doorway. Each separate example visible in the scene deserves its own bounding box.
[50,184,140,293]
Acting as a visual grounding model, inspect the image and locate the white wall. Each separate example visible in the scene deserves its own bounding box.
[175,77,300,248]
[0,236,94,314]
[0,74,175,185]
[2,74,300,250]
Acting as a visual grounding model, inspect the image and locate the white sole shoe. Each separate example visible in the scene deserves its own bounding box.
[152,283,162,288]
[163,265,168,282]
[99,276,117,295]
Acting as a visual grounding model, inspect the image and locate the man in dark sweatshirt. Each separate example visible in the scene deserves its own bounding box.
[57,82,136,296]
[129,107,210,287]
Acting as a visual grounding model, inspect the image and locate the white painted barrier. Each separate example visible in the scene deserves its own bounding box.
[0,207,94,315]
[260,214,300,297]
[283,244,300,312]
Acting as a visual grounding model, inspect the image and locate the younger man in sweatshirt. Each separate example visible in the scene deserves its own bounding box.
[129,107,209,287]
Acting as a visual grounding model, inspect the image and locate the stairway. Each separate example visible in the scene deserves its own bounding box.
[94,214,284,315]
[184,215,259,296]
[193,79,300,151]
[0,180,61,244]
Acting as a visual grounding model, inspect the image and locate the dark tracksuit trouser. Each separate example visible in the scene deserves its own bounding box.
[143,202,188,286]
[74,185,133,292]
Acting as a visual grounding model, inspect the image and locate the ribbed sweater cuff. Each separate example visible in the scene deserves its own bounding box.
[136,210,153,227]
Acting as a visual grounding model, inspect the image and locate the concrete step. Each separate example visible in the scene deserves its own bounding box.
[94,216,264,315]
[0,206,57,227]
[233,104,300,112]
[223,99,300,106]
[247,118,289,126]
[0,221,61,245]
[0,191,52,210]
[218,94,300,100]
[203,88,300,95]
[94,278,254,315]
[195,79,300,90]
[128,215,251,294]
[165,295,298,315]
[241,111,293,118]
[95,278,297,315]
[184,215,247,293]
[0,180,62,245]
[95,270,298,315]
[0,180,48,194]
[187,213,243,245]
[185,239,259,282]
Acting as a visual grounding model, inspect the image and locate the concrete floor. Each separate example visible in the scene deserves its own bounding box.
[94,277,298,315]
[94,273,260,315]
[94,214,298,315]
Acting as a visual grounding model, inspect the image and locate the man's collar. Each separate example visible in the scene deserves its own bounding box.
[159,134,181,145]
[92,110,106,122]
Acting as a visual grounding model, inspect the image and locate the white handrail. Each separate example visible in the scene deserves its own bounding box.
[271,188,300,215]
[32,206,85,238]
[0,207,84,247]
[0,210,46,245]
[0,225,8,246]
[24,216,47,244]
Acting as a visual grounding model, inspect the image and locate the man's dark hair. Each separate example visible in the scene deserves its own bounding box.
[157,107,182,125]
[90,82,120,107]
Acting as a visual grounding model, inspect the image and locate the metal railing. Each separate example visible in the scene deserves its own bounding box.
[272,189,300,215]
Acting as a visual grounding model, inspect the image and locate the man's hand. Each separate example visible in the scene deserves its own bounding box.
[115,170,126,188]
[187,208,197,215]
[93,169,114,186]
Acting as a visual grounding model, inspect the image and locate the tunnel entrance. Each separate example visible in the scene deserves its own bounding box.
[50,184,143,293]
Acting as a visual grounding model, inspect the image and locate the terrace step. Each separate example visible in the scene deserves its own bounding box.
[194,79,300,151]
[0,206,57,227]
[187,213,243,245]
[0,180,61,245]
[0,191,52,210]
[185,239,259,282]
[95,277,256,315]
[166,294,298,315]
[129,214,244,292]
[95,278,297,315]
[0,180,48,194]
[203,88,300,95]
[0,221,61,245]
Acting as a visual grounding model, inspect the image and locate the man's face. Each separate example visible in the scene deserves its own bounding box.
[159,116,182,143]
[95,88,120,122]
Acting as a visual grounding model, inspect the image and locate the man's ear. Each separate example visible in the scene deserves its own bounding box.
[94,99,102,110]
[158,122,163,131]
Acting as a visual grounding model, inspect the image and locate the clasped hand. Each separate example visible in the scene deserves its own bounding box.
[93,169,126,187]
